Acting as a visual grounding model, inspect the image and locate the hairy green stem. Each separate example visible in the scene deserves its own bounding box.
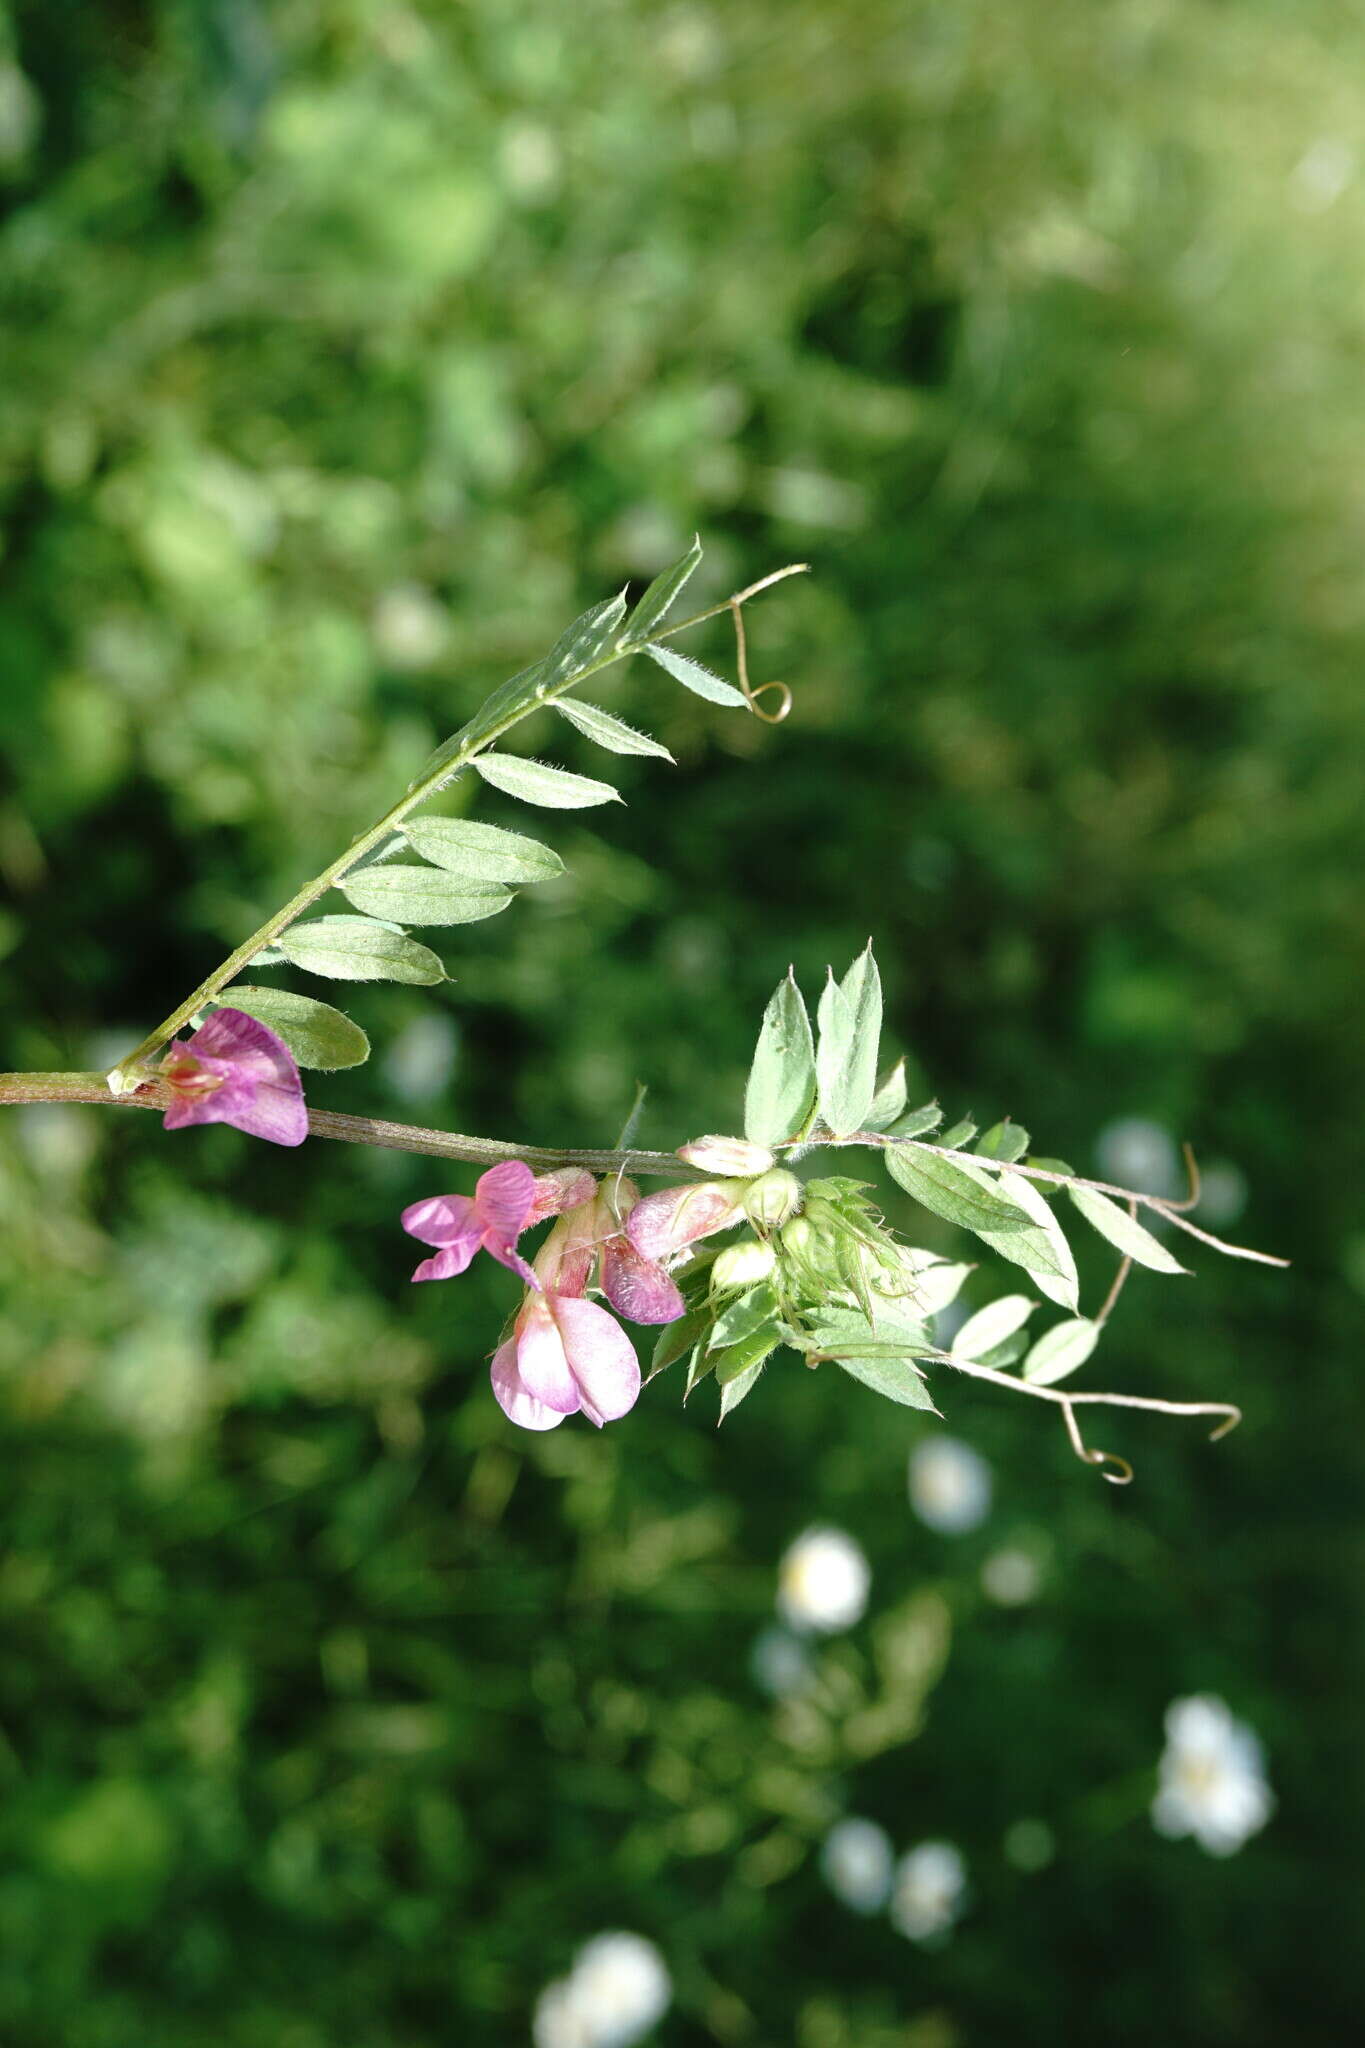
[0,1071,701,1178]
[108,563,808,1085]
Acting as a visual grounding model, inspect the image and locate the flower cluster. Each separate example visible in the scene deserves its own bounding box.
[402,1158,758,1431]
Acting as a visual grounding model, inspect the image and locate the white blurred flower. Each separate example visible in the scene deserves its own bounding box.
[381,1013,458,1103]
[889,1841,967,1944]
[777,1526,870,1634]
[909,1436,992,1536]
[371,583,449,670]
[534,1934,671,2048]
[1152,1695,1273,1856]
[1095,1117,1180,1197]
[820,1817,894,1914]
[500,119,562,203]
[980,1546,1040,1606]
[1195,1160,1247,1228]
[750,1625,813,1698]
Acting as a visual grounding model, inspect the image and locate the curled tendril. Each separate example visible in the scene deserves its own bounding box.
[730,598,793,725]
[1061,1400,1134,1486]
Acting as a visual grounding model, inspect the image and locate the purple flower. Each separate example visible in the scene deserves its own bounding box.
[491,1291,642,1431]
[403,1161,543,1287]
[159,1007,308,1147]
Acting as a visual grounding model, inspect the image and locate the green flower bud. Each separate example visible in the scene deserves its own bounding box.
[780,1213,816,1258]
[711,1239,778,1290]
[744,1168,803,1229]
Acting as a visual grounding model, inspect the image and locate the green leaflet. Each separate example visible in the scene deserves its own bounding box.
[553,697,674,759]
[864,1058,908,1131]
[642,640,747,707]
[647,1303,712,1383]
[937,1116,978,1149]
[1067,1183,1189,1274]
[276,916,444,986]
[717,1357,768,1421]
[796,1305,937,1411]
[884,1099,942,1139]
[976,1118,1031,1164]
[473,753,620,809]
[972,1169,1080,1311]
[401,819,563,885]
[216,986,369,1071]
[707,1283,779,1353]
[340,864,512,926]
[540,589,630,686]
[743,970,816,1146]
[884,1144,1032,1235]
[1023,1316,1100,1386]
[815,946,882,1138]
[620,535,703,645]
[951,1294,1036,1360]
[833,1351,938,1412]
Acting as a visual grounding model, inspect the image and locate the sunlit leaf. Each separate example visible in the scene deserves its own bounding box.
[743,970,816,1146]
[976,1119,1031,1164]
[816,945,882,1138]
[216,986,370,1071]
[1068,1183,1189,1274]
[554,697,674,759]
[620,535,703,645]
[1023,1317,1100,1386]
[972,1169,1080,1311]
[402,818,563,885]
[864,1058,908,1132]
[340,863,512,925]
[276,916,444,985]
[642,640,747,707]
[951,1294,1036,1360]
[884,1145,1032,1235]
[473,753,620,808]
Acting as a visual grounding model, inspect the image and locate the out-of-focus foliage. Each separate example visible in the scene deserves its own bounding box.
[2,1,1363,2042]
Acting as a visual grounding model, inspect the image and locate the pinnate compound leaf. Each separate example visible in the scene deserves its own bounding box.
[976,1119,1031,1164]
[621,535,703,645]
[951,1294,1036,1360]
[473,753,620,809]
[816,946,882,1138]
[884,1145,1033,1236]
[401,819,563,885]
[1022,1316,1101,1386]
[554,698,674,760]
[642,640,747,707]
[1067,1183,1189,1274]
[972,1169,1080,1311]
[218,987,369,1071]
[340,864,512,925]
[277,916,444,986]
[744,970,816,1146]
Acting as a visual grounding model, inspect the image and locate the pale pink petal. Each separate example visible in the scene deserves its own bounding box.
[482,1238,540,1289]
[626,1182,744,1261]
[527,1168,597,1223]
[511,1296,582,1413]
[553,1296,641,1426]
[601,1239,686,1325]
[411,1243,479,1283]
[402,1193,479,1248]
[472,1161,537,1242]
[490,1337,567,1431]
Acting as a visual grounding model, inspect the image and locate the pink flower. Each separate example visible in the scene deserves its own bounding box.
[626,1179,746,1262]
[403,1160,590,1289]
[594,1182,686,1324]
[490,1291,642,1431]
[159,1007,308,1147]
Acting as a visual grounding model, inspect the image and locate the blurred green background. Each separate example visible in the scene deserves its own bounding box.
[2,2,1363,2043]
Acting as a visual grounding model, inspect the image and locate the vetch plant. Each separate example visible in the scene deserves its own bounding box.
[0,540,1286,1479]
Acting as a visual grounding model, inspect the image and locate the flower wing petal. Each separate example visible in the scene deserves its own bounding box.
[472,1160,538,1241]
[411,1243,479,1283]
[401,1194,479,1248]
[553,1296,641,1426]
[601,1239,686,1325]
